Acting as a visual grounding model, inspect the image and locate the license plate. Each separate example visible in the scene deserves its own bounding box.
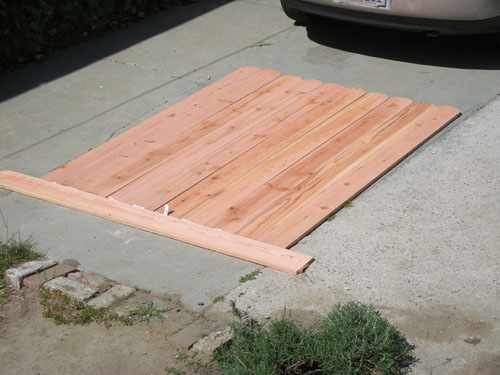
[339,0,387,7]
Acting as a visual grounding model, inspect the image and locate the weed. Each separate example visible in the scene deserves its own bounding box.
[254,42,272,47]
[39,288,129,326]
[239,270,261,283]
[215,301,418,375]
[165,367,186,375]
[343,200,353,208]
[127,301,169,323]
[212,296,225,304]
[176,351,201,367]
[0,237,41,303]
[327,213,336,222]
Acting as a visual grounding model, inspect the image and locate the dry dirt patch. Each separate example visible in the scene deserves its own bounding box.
[0,288,230,374]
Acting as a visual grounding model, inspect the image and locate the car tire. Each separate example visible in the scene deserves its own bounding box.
[280,0,312,24]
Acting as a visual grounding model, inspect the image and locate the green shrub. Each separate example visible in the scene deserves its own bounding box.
[215,301,417,375]
[0,0,196,73]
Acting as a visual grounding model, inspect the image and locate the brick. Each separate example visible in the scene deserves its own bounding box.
[67,271,82,282]
[192,327,232,354]
[62,258,80,268]
[168,324,205,351]
[44,277,96,301]
[22,264,77,291]
[87,285,134,308]
[78,272,110,293]
[5,259,57,289]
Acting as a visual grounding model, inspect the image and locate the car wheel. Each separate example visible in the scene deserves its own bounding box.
[280,0,312,24]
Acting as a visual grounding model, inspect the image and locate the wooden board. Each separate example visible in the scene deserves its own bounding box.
[0,171,313,274]
[1,67,461,273]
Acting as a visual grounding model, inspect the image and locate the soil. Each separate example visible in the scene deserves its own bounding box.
[0,288,232,375]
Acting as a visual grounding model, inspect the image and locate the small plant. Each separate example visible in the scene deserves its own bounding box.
[0,236,41,303]
[343,200,353,208]
[127,301,169,323]
[254,41,272,47]
[39,288,129,326]
[215,301,418,375]
[165,367,186,375]
[239,270,261,283]
[213,296,225,304]
[176,351,201,367]
[327,213,336,222]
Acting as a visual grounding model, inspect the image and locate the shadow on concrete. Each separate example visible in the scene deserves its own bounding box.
[0,0,232,102]
[305,19,500,70]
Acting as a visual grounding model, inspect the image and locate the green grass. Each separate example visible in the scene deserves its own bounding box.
[327,213,336,222]
[0,238,41,302]
[343,200,353,208]
[165,367,186,375]
[254,42,272,47]
[213,296,225,304]
[39,288,130,326]
[215,301,418,375]
[40,288,169,326]
[127,301,169,323]
[239,270,261,283]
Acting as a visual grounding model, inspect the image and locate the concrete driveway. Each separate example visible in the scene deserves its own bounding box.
[1,0,499,374]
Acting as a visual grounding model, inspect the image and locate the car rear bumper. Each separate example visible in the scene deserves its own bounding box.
[284,0,500,34]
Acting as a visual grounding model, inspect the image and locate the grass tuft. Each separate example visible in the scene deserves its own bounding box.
[127,301,169,323]
[39,288,130,326]
[213,296,225,304]
[0,238,41,303]
[239,270,261,283]
[215,301,417,375]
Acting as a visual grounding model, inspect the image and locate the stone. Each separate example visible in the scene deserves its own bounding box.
[77,272,110,293]
[4,259,57,289]
[22,264,77,291]
[44,277,96,301]
[62,258,80,268]
[192,327,233,354]
[87,285,134,308]
[67,271,82,282]
[168,324,206,351]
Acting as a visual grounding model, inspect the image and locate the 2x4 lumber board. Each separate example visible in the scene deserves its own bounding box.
[258,105,461,248]
[43,66,263,184]
[184,92,388,226]
[217,97,413,235]
[0,171,314,274]
[153,83,344,215]
[166,85,359,217]
[43,68,281,194]
[111,77,323,209]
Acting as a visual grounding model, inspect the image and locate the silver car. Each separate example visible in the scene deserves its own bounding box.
[281,0,500,35]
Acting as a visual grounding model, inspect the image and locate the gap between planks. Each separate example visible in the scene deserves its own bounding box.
[0,171,313,274]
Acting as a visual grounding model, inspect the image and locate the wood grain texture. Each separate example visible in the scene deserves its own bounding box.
[259,105,461,247]
[43,66,263,184]
[12,67,461,272]
[0,171,313,274]
[153,83,344,215]
[111,77,323,209]
[44,67,281,195]
[167,85,361,217]
[222,97,413,236]
[184,92,388,225]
